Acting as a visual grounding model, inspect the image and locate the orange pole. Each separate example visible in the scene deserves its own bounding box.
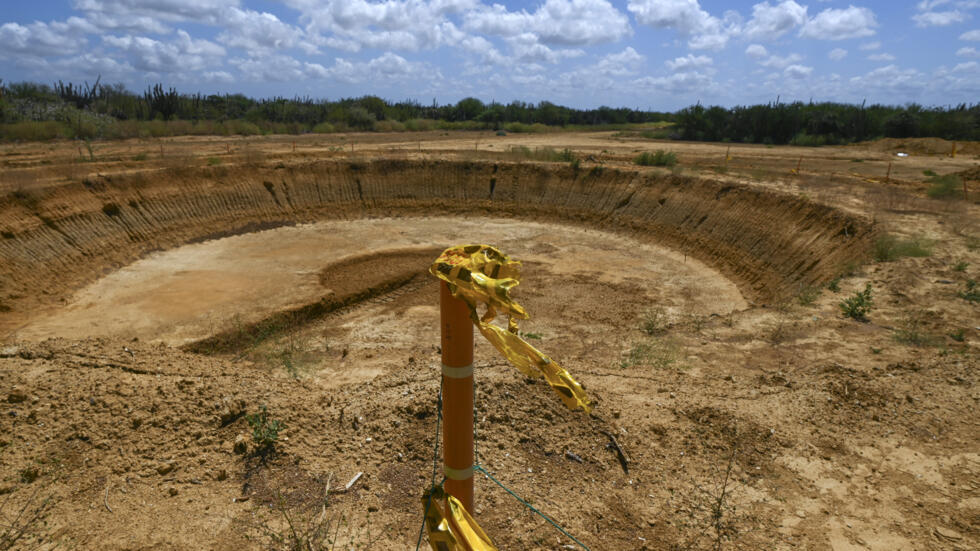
[440,280,474,514]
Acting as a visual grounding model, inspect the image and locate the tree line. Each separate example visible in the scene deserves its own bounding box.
[0,79,977,143]
[675,101,980,145]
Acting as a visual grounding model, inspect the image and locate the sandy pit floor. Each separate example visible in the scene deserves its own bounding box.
[14,217,745,346]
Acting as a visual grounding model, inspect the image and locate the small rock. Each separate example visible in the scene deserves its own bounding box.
[367,505,379,513]
[7,390,27,404]
[233,434,248,455]
[934,527,962,541]
[795,510,806,519]
[218,399,247,427]
[157,461,176,475]
[0,346,18,358]
[168,487,178,497]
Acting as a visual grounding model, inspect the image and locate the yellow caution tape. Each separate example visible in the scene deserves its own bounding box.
[430,245,592,413]
[422,487,498,551]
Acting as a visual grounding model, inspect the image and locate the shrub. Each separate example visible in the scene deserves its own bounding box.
[840,283,873,320]
[789,132,829,146]
[620,338,679,370]
[0,121,67,141]
[246,405,283,454]
[404,118,436,131]
[797,285,821,306]
[827,276,841,293]
[958,279,979,303]
[892,314,936,347]
[640,307,670,335]
[373,120,405,132]
[925,173,961,200]
[634,150,677,167]
[873,234,933,262]
[503,122,550,133]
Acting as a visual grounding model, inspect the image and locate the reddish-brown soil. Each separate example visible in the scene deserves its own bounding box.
[0,132,977,551]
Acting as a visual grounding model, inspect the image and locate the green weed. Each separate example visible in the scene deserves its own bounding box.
[958,279,979,302]
[892,314,936,347]
[873,234,933,262]
[640,307,670,336]
[797,285,821,306]
[840,283,873,320]
[634,150,677,167]
[925,173,962,199]
[246,405,284,455]
[620,338,679,370]
[827,276,842,293]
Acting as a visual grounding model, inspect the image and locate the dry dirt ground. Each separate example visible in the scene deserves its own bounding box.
[0,131,978,551]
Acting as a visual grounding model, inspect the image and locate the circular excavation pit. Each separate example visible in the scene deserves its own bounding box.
[12,155,964,551]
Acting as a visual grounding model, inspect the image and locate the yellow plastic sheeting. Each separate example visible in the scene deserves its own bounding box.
[422,487,498,551]
[430,244,592,413]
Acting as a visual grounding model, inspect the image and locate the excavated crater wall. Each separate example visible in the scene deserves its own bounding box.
[0,159,875,325]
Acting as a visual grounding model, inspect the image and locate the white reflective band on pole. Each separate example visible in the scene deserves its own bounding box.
[441,363,474,379]
[444,464,475,480]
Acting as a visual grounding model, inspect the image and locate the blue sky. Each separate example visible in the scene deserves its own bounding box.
[1,1,978,110]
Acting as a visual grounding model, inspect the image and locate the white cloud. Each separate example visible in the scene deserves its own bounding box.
[801,6,878,40]
[231,53,306,81]
[746,44,768,58]
[103,30,225,73]
[849,64,926,95]
[632,70,715,94]
[859,41,880,50]
[960,29,980,39]
[217,8,311,54]
[596,47,644,76]
[72,0,233,29]
[324,52,433,84]
[201,70,234,83]
[913,10,970,27]
[462,0,632,46]
[784,64,813,78]
[759,52,804,69]
[953,60,978,71]
[743,1,808,40]
[52,53,135,77]
[627,0,737,50]
[524,0,633,46]
[828,47,847,60]
[666,53,712,71]
[292,0,479,53]
[868,53,896,61]
[916,0,952,9]
[957,46,980,56]
[0,18,93,57]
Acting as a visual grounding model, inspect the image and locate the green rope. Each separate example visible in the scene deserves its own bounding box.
[474,464,591,551]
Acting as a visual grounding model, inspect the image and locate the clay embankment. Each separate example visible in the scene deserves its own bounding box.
[0,159,874,333]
